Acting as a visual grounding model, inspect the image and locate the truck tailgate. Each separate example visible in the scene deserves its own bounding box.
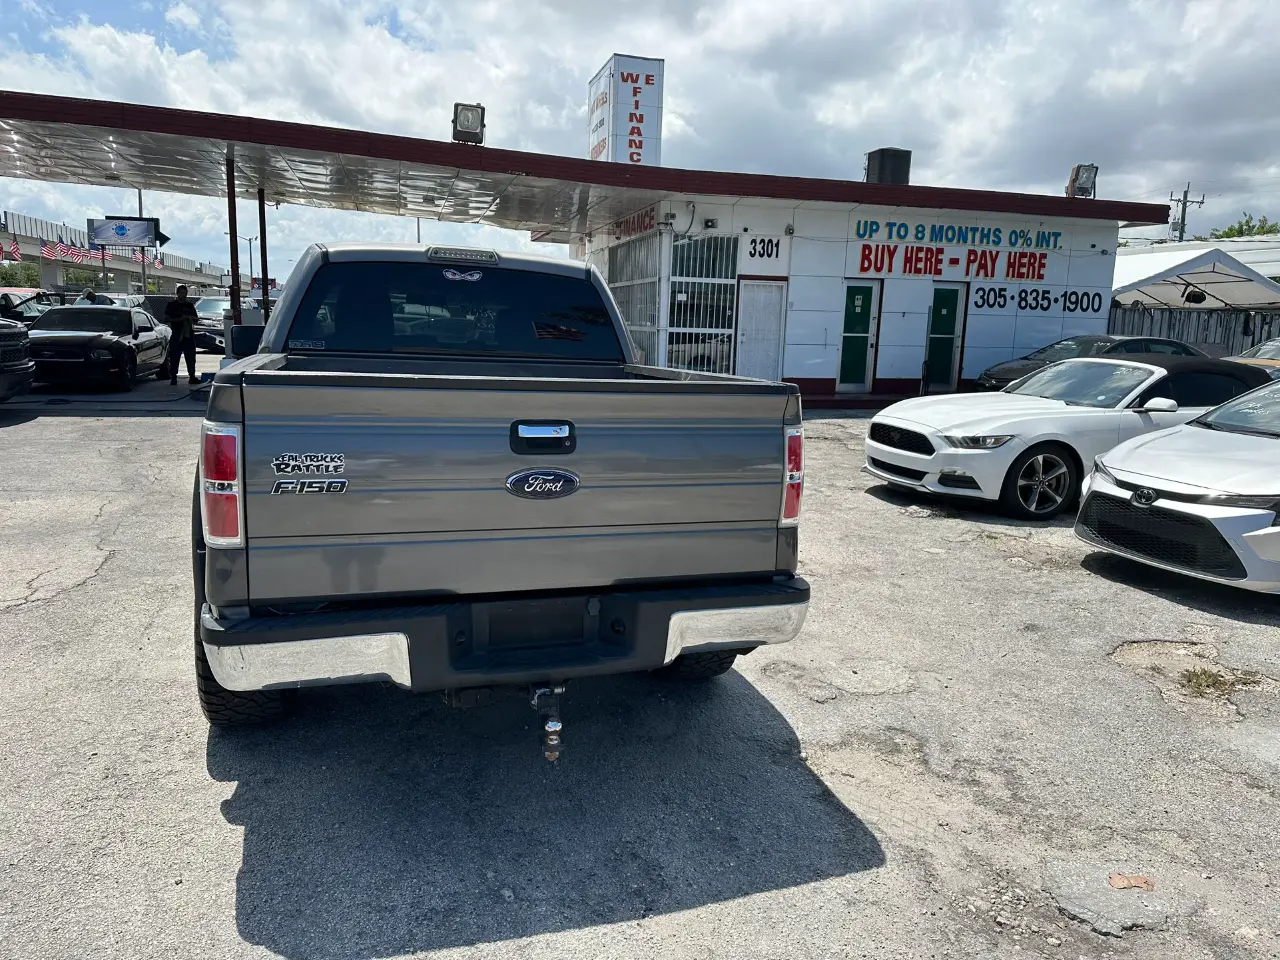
[240,376,790,603]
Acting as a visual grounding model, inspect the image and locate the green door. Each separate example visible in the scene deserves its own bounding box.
[838,284,876,391]
[926,287,961,390]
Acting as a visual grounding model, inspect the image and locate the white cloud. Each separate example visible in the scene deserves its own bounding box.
[1,0,1278,265]
[164,2,200,30]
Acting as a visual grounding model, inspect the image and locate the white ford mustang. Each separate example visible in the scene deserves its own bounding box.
[863,356,1271,519]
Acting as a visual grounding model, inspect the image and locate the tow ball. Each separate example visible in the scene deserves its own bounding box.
[530,684,566,761]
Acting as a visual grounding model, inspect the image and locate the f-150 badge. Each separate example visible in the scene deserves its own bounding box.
[272,453,344,476]
[271,479,348,495]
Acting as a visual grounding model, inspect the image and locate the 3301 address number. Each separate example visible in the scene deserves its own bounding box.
[747,238,782,259]
[971,287,1105,314]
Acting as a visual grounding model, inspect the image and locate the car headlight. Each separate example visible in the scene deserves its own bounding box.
[944,435,1013,449]
[1204,494,1280,512]
[1092,457,1117,483]
[89,349,114,360]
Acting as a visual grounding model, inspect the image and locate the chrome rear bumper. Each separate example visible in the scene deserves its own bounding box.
[203,628,411,692]
[664,603,808,663]
[199,578,809,693]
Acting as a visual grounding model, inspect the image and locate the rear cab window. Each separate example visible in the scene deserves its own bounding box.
[284,261,625,362]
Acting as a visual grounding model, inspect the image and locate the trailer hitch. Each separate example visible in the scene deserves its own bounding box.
[530,684,566,761]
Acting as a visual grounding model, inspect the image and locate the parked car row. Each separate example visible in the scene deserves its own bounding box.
[0,290,228,352]
[974,333,1280,389]
[865,354,1279,593]
[974,335,1205,389]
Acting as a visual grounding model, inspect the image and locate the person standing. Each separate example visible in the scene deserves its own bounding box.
[164,285,199,385]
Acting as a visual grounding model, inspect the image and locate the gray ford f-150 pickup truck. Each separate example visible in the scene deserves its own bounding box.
[194,243,808,756]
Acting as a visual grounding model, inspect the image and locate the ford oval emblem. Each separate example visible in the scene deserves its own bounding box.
[506,468,580,500]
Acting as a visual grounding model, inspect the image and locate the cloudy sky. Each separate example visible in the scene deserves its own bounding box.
[2,0,1277,274]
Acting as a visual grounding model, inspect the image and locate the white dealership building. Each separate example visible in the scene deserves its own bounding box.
[572,54,1168,398]
[576,194,1153,397]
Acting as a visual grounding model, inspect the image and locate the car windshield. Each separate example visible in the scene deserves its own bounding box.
[30,308,131,336]
[1238,339,1280,360]
[1006,360,1153,408]
[1025,337,1110,362]
[283,261,625,361]
[195,298,231,314]
[1192,381,1280,437]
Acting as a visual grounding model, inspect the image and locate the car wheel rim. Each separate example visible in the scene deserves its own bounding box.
[1016,453,1070,514]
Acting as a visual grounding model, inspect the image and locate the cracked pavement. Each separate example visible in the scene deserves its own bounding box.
[0,407,1276,959]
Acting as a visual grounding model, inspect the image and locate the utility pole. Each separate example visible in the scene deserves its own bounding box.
[1169,182,1205,241]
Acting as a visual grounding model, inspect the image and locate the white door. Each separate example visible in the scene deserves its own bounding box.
[736,281,787,380]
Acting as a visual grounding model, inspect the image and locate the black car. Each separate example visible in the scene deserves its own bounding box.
[0,317,35,403]
[974,335,1206,390]
[27,305,171,391]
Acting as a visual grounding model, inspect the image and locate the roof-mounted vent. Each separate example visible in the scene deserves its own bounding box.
[864,148,911,185]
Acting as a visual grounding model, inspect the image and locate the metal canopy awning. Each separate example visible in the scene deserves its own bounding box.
[1112,248,1280,310]
[0,90,1168,240]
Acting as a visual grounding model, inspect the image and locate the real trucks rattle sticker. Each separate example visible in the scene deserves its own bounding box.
[271,453,345,476]
[270,454,347,494]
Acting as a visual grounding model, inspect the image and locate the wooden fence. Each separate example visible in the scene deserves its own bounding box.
[1108,306,1280,357]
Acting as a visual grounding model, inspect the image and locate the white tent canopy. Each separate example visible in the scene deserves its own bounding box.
[1112,248,1280,309]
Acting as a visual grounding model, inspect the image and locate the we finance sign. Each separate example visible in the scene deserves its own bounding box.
[587,54,664,166]
[612,206,657,242]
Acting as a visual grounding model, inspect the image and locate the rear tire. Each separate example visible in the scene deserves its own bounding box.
[192,478,284,727]
[195,638,285,727]
[655,650,741,681]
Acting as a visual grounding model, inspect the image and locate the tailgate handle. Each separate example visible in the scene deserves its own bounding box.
[511,420,576,455]
[518,424,569,438]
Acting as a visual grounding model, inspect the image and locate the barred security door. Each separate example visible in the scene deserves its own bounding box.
[667,235,738,373]
[604,233,660,365]
[735,281,787,380]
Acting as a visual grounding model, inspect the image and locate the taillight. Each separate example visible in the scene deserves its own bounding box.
[201,421,242,547]
[781,425,804,526]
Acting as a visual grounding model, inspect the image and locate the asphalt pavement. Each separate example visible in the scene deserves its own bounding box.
[0,401,1275,959]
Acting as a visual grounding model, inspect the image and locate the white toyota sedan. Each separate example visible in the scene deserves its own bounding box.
[863,356,1271,520]
[1077,379,1280,592]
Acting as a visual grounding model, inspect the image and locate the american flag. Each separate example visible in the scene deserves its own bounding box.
[91,245,113,262]
[68,247,87,264]
[55,238,69,259]
[8,239,20,262]
[40,239,56,259]
[132,248,145,263]
[153,255,162,268]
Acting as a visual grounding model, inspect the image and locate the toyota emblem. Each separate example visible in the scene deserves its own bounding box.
[1133,488,1157,506]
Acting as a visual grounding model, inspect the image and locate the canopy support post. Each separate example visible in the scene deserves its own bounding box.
[226,149,241,326]
[258,188,270,322]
